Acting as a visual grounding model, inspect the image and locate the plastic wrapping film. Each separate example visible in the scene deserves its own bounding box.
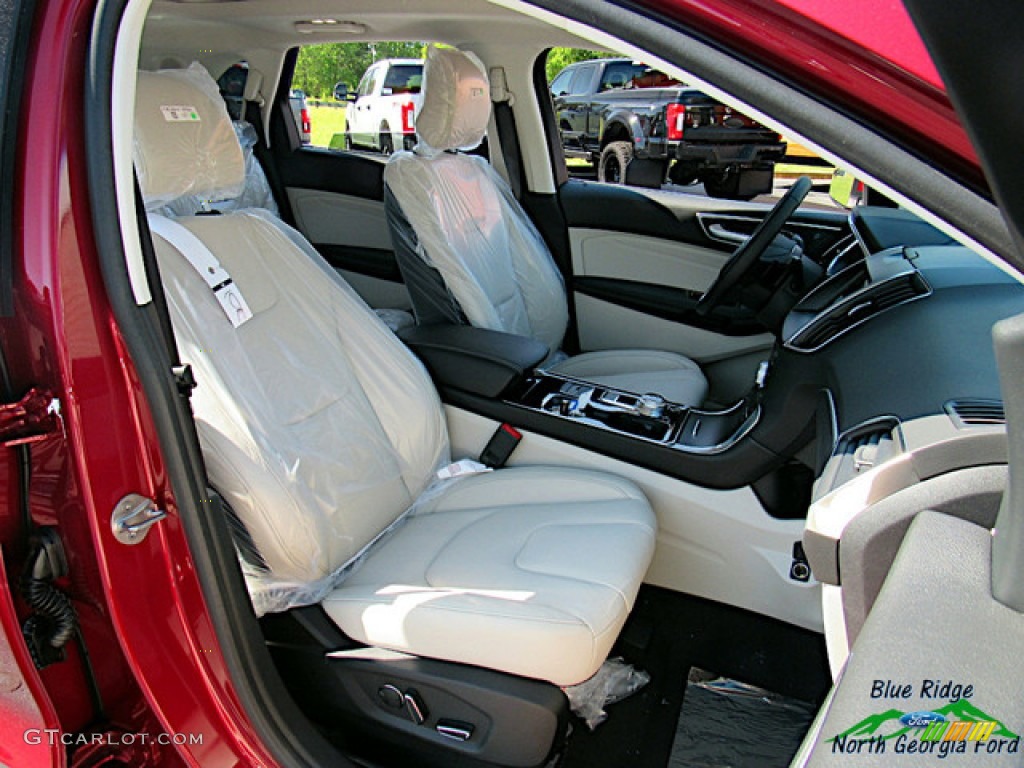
[372,307,415,334]
[148,209,452,613]
[385,149,569,355]
[563,657,651,730]
[415,45,491,153]
[159,121,279,217]
[383,184,469,329]
[134,63,244,208]
[385,45,569,355]
[242,461,493,616]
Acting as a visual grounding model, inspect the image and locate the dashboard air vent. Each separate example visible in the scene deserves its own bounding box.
[946,399,1006,427]
[820,418,903,493]
[837,422,899,475]
[789,272,930,351]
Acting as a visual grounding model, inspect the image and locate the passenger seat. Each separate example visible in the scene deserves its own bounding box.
[384,46,708,406]
[133,62,656,692]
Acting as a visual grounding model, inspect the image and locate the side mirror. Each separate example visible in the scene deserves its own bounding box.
[333,82,352,102]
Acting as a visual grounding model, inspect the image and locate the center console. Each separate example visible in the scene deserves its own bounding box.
[512,369,762,454]
[400,323,815,492]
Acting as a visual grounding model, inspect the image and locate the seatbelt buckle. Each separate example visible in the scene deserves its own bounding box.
[479,423,522,468]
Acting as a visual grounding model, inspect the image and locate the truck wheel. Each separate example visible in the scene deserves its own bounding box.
[598,141,633,184]
[379,124,394,156]
[344,123,352,150]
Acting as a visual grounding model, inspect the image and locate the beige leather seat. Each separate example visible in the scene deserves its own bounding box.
[384,46,708,407]
[133,63,656,687]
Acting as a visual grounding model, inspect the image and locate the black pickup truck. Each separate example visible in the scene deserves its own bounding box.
[550,58,786,198]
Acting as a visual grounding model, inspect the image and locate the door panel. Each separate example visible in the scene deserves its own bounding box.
[269,121,410,309]
[349,65,378,147]
[558,180,846,367]
[570,227,728,292]
[287,187,410,310]
[559,179,847,252]
[289,188,391,252]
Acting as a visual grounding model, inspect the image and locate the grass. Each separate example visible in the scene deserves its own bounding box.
[307,104,347,148]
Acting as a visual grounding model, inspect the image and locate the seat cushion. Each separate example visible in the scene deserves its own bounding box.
[322,466,656,687]
[549,349,708,407]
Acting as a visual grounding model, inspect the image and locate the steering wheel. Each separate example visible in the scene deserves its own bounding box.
[696,176,812,316]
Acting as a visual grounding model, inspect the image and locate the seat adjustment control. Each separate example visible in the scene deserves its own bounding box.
[436,719,474,742]
[403,688,429,725]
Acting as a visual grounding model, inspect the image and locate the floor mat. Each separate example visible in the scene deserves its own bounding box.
[559,588,830,768]
[669,668,816,768]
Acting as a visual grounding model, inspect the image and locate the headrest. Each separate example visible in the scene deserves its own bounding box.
[415,46,490,152]
[134,62,244,209]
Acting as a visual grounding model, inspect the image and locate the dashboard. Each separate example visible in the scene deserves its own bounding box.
[793,208,1019,673]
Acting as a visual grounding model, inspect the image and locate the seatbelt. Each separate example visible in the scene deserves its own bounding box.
[245,100,294,224]
[479,423,523,468]
[147,214,254,328]
[490,66,524,201]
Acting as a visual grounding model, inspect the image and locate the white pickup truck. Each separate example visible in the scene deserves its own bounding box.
[339,59,424,154]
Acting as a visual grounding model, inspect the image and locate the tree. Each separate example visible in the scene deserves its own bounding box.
[545,47,614,82]
[293,42,427,100]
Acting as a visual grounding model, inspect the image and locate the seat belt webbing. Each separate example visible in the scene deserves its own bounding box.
[147,214,254,328]
[489,66,524,201]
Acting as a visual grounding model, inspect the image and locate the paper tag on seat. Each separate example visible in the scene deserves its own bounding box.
[213,281,253,328]
[160,105,201,122]
[436,459,492,480]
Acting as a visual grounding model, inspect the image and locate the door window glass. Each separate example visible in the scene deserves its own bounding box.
[291,42,426,150]
[544,47,830,203]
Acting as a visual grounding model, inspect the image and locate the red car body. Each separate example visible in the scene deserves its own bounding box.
[0,1,990,766]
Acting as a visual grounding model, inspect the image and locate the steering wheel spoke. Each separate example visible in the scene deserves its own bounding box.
[696,176,813,316]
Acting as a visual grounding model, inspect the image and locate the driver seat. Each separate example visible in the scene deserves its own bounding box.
[384,46,708,407]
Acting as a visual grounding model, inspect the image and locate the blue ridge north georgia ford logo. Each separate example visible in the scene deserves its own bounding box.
[828,679,1020,759]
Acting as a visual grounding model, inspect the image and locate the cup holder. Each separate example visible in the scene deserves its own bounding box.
[514,374,758,454]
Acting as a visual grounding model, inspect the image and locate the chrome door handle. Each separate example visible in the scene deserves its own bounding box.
[707,223,750,244]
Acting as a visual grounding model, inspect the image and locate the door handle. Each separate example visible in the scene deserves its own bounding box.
[707,223,750,245]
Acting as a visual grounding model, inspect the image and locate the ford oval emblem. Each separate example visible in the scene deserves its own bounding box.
[900,711,946,728]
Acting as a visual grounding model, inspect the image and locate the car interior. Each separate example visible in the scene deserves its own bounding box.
[87,0,1024,765]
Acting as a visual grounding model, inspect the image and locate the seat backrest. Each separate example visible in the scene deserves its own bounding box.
[134,64,449,601]
[159,119,279,217]
[383,46,569,356]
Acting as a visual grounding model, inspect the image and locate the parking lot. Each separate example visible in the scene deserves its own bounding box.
[308,103,840,209]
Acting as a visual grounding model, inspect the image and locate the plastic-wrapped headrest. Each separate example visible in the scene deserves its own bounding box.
[134,62,244,209]
[415,46,490,152]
